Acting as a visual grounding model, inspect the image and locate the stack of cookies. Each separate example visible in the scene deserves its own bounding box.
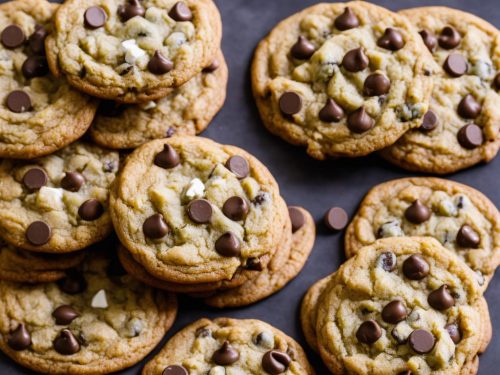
[252,1,500,174]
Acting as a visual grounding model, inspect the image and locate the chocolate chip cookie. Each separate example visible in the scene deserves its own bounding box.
[0,250,177,374]
[0,0,97,159]
[0,142,120,253]
[310,237,489,374]
[142,317,314,375]
[252,1,435,159]
[46,0,222,103]
[90,51,227,149]
[381,7,500,174]
[345,178,500,291]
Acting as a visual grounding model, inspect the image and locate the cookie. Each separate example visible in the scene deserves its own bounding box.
[345,177,500,291]
[46,0,222,103]
[0,250,177,374]
[142,317,315,375]
[0,0,97,160]
[90,51,228,149]
[0,142,120,253]
[311,237,489,374]
[381,7,500,174]
[110,136,289,286]
[251,1,435,159]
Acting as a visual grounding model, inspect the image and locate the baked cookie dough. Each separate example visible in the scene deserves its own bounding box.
[142,318,315,375]
[0,0,97,159]
[252,1,434,159]
[46,0,222,103]
[0,250,177,374]
[0,142,120,253]
[382,7,500,174]
[345,178,500,290]
[90,51,228,149]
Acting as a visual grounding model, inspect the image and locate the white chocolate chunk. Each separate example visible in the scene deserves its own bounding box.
[36,187,64,210]
[184,178,205,200]
[122,39,146,65]
[91,289,108,309]
[139,101,157,110]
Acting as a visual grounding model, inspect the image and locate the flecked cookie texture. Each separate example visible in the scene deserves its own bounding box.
[46,0,222,103]
[382,7,500,174]
[345,178,500,290]
[0,0,97,159]
[110,136,287,285]
[252,1,435,159]
[142,318,315,375]
[90,51,228,149]
[0,251,177,374]
[0,142,119,253]
[314,237,486,375]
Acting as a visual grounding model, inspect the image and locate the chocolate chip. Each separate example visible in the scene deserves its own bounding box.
[457,94,481,119]
[58,269,87,294]
[356,320,382,344]
[162,365,188,375]
[379,252,397,272]
[23,167,47,190]
[118,0,145,22]
[7,324,31,351]
[148,51,174,75]
[84,6,107,29]
[223,196,249,221]
[187,199,212,224]
[225,156,249,179]
[143,214,169,239]
[439,26,461,49]
[456,224,480,248]
[319,99,344,122]
[290,36,315,60]
[154,144,180,169]
[212,341,239,365]
[409,329,435,354]
[78,199,104,221]
[166,127,176,137]
[445,323,461,344]
[22,56,49,79]
[246,257,263,271]
[403,255,429,280]
[378,28,405,51]
[334,7,359,31]
[420,110,438,132]
[215,232,241,257]
[53,329,80,355]
[419,29,437,52]
[61,172,85,192]
[382,300,408,324]
[1,25,25,49]
[288,206,305,233]
[279,92,302,116]
[168,2,193,22]
[364,73,390,96]
[262,350,291,374]
[28,25,48,55]
[457,124,484,149]
[444,53,468,77]
[203,59,220,73]
[398,371,412,375]
[347,107,374,133]
[195,327,211,338]
[428,285,455,310]
[323,207,348,232]
[342,48,369,73]
[26,221,51,246]
[6,90,31,113]
[405,200,431,224]
[494,74,500,90]
[52,305,80,325]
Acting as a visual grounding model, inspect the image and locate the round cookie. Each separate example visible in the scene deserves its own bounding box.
[142,317,315,375]
[0,0,97,159]
[90,51,228,149]
[315,237,487,375]
[110,136,288,285]
[0,142,120,253]
[0,250,177,374]
[252,1,435,159]
[381,7,500,174]
[345,177,500,291]
[46,0,222,103]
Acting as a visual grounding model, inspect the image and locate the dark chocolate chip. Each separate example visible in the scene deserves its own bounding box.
[84,6,107,29]
[166,127,176,138]
[222,196,249,221]
[457,94,481,119]
[23,167,47,190]
[28,25,48,55]
[187,199,212,224]
[290,36,315,60]
[225,155,249,179]
[78,199,104,221]
[457,124,484,149]
[428,285,455,310]
[377,28,405,51]
[148,51,174,75]
[443,53,468,77]
[288,206,305,233]
[419,29,437,52]
[154,144,180,169]
[118,0,145,22]
[334,7,359,31]
[403,255,429,280]
[203,59,220,73]
[456,224,480,248]
[215,232,241,257]
[168,2,193,22]
[58,269,87,294]
[364,73,391,96]
[409,329,435,354]
[445,323,461,344]
[6,90,31,113]
[382,300,408,324]
[52,305,80,325]
[22,56,49,79]
[212,341,239,365]
[356,320,382,344]
[26,221,51,246]
[323,207,348,232]
[143,214,169,239]
[319,99,344,122]
[279,91,302,116]
[398,371,412,375]
[347,107,374,133]
[439,26,461,49]
[379,252,397,272]
[262,350,292,374]
[7,324,31,351]
[195,327,211,338]
[53,329,81,355]
[420,110,438,132]
[1,25,25,49]
[162,366,188,375]
[342,47,369,73]
[246,257,263,271]
[61,172,85,192]
[405,200,431,224]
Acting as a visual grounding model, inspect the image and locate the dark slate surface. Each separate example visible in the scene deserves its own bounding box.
[1,0,498,373]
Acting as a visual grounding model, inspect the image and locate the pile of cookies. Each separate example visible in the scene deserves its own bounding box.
[252,1,500,174]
